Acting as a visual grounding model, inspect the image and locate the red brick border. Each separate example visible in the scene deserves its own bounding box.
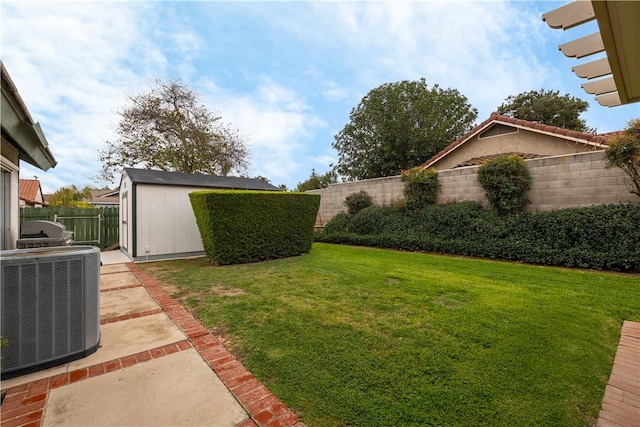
[100,308,163,324]
[127,263,305,427]
[0,341,192,427]
[597,321,640,427]
[100,283,141,292]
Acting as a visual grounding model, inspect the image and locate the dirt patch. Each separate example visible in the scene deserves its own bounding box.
[211,285,245,297]
[386,277,401,286]
[432,295,466,309]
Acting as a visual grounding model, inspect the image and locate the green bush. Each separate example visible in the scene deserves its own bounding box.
[322,212,351,235]
[477,155,532,215]
[190,190,320,265]
[345,190,373,216]
[605,118,640,198]
[401,167,439,210]
[317,203,640,272]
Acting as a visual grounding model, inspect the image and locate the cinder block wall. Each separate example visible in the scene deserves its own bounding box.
[309,151,638,226]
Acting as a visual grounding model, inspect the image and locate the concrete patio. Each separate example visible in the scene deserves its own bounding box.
[1,251,303,427]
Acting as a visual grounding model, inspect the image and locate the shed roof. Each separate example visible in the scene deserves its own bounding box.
[122,168,280,191]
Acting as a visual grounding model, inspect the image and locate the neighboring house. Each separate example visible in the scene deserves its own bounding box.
[119,168,279,262]
[419,113,609,171]
[87,189,120,207]
[19,178,48,207]
[1,62,57,250]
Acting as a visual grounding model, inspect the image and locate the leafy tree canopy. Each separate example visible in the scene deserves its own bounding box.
[333,78,477,181]
[496,89,594,132]
[605,118,640,198]
[295,169,338,192]
[99,79,249,182]
[48,185,91,208]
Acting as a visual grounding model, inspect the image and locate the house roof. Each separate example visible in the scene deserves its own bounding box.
[542,1,640,106]
[122,168,280,191]
[419,112,610,169]
[19,179,47,205]
[1,61,57,170]
[453,152,545,169]
[88,189,120,205]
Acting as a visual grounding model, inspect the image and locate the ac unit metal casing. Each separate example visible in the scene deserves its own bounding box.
[1,246,101,378]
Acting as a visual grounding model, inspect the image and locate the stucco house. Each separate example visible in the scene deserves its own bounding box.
[1,62,56,249]
[419,113,610,171]
[19,178,48,208]
[119,168,279,262]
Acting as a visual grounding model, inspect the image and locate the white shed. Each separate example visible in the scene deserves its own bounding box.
[119,168,278,262]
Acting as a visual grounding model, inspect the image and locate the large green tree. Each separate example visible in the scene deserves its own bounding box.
[295,169,338,192]
[333,78,477,181]
[99,80,249,182]
[47,185,91,208]
[496,89,593,132]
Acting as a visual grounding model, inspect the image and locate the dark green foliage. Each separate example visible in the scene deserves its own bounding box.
[295,169,338,192]
[497,89,593,132]
[477,155,532,215]
[401,167,439,210]
[605,118,640,198]
[317,203,640,272]
[333,78,477,180]
[344,191,373,216]
[190,190,320,265]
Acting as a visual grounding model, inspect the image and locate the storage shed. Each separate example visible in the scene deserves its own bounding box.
[119,168,279,262]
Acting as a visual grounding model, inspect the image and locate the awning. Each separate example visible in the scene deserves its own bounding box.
[542,1,640,107]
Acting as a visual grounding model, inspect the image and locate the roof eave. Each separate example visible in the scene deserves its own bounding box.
[1,62,57,171]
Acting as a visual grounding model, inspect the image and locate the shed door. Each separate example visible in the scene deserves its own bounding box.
[121,191,128,251]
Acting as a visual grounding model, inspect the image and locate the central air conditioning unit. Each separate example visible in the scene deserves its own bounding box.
[1,246,101,378]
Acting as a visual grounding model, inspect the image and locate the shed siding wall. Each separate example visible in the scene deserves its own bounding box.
[135,185,204,258]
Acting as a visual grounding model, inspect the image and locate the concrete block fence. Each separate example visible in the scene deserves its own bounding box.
[308,151,638,227]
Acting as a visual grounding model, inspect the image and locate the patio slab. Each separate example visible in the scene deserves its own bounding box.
[100,287,159,320]
[1,313,187,389]
[100,271,139,290]
[42,349,248,427]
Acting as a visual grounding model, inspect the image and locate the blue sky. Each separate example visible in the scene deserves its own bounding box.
[3,1,639,193]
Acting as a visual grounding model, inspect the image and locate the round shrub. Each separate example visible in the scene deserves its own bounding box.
[477,155,532,216]
[347,205,395,235]
[322,212,351,235]
[402,167,439,210]
[345,190,373,216]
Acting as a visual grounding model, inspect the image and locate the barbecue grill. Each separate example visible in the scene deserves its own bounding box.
[17,220,73,249]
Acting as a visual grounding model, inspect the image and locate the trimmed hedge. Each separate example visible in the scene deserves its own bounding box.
[190,190,320,265]
[316,202,640,272]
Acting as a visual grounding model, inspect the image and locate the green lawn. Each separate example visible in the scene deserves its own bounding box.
[140,243,640,427]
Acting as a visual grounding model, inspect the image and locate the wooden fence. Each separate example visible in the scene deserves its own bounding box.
[19,207,119,250]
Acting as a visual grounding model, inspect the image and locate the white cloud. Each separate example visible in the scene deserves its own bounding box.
[200,78,326,184]
[2,2,202,191]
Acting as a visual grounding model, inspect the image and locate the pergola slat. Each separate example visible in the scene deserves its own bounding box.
[542,1,596,30]
[581,77,617,95]
[571,58,612,79]
[559,32,604,59]
[595,92,621,107]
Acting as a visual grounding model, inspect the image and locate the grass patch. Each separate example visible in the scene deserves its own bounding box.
[141,243,640,426]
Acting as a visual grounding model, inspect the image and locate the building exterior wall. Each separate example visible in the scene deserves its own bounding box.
[1,143,20,250]
[310,151,638,226]
[431,129,601,170]
[133,184,205,260]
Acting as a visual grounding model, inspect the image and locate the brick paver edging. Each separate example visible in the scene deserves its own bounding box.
[126,262,305,427]
[0,340,192,427]
[597,321,640,427]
